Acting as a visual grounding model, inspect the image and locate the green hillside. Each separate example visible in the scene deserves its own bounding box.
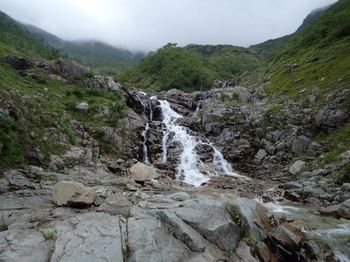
[264,0,350,100]
[0,11,126,168]
[251,5,330,59]
[119,43,261,92]
[0,11,58,59]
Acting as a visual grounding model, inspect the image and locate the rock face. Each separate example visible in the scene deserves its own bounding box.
[53,181,95,207]
[130,162,158,182]
[57,59,90,80]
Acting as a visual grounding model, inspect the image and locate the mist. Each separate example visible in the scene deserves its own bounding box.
[0,0,337,51]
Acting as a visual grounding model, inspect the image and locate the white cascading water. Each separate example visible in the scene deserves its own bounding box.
[159,99,246,187]
[142,123,150,164]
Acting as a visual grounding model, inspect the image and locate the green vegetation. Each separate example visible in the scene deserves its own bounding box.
[316,123,350,165]
[0,223,8,232]
[119,43,261,92]
[263,0,350,100]
[0,11,58,59]
[43,228,57,241]
[0,60,126,168]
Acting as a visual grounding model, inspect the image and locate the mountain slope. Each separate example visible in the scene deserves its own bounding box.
[24,24,144,74]
[265,0,350,99]
[0,10,59,59]
[251,4,331,59]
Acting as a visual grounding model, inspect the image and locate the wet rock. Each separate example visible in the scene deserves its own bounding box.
[75,102,89,112]
[272,224,303,251]
[51,213,123,262]
[97,193,131,215]
[283,191,301,202]
[289,160,306,175]
[53,181,95,207]
[257,241,273,262]
[130,162,158,182]
[320,199,350,219]
[226,198,269,241]
[233,241,258,262]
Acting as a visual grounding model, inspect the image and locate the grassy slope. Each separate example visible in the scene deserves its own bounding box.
[0,12,126,168]
[0,11,59,59]
[246,0,350,169]
[119,43,261,92]
[266,0,350,99]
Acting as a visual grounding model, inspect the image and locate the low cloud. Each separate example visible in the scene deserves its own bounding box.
[0,0,337,51]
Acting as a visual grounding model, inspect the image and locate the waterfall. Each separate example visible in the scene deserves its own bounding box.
[141,95,157,165]
[142,123,150,164]
[159,99,246,187]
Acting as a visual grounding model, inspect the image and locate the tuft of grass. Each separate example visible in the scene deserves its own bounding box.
[0,223,8,232]
[43,228,57,241]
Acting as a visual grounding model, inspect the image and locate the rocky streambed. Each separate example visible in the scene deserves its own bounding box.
[1,83,350,261]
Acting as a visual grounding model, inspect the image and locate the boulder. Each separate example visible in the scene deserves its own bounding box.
[75,102,89,112]
[315,109,348,129]
[62,146,92,166]
[291,136,311,155]
[272,224,303,251]
[49,155,65,171]
[320,199,350,219]
[130,162,158,182]
[56,59,90,80]
[289,160,306,175]
[53,181,95,207]
[340,150,350,161]
[255,149,267,162]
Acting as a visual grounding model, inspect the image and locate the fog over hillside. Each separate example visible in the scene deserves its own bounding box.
[0,0,337,51]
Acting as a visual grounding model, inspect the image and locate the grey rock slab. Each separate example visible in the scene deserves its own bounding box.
[51,212,123,262]
[0,229,52,262]
[156,210,206,253]
[226,198,269,241]
[176,197,241,252]
[4,169,33,190]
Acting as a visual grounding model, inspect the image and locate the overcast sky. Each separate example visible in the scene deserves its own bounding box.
[0,0,337,51]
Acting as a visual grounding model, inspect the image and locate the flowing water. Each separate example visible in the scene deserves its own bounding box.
[158,99,246,186]
[262,200,350,261]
